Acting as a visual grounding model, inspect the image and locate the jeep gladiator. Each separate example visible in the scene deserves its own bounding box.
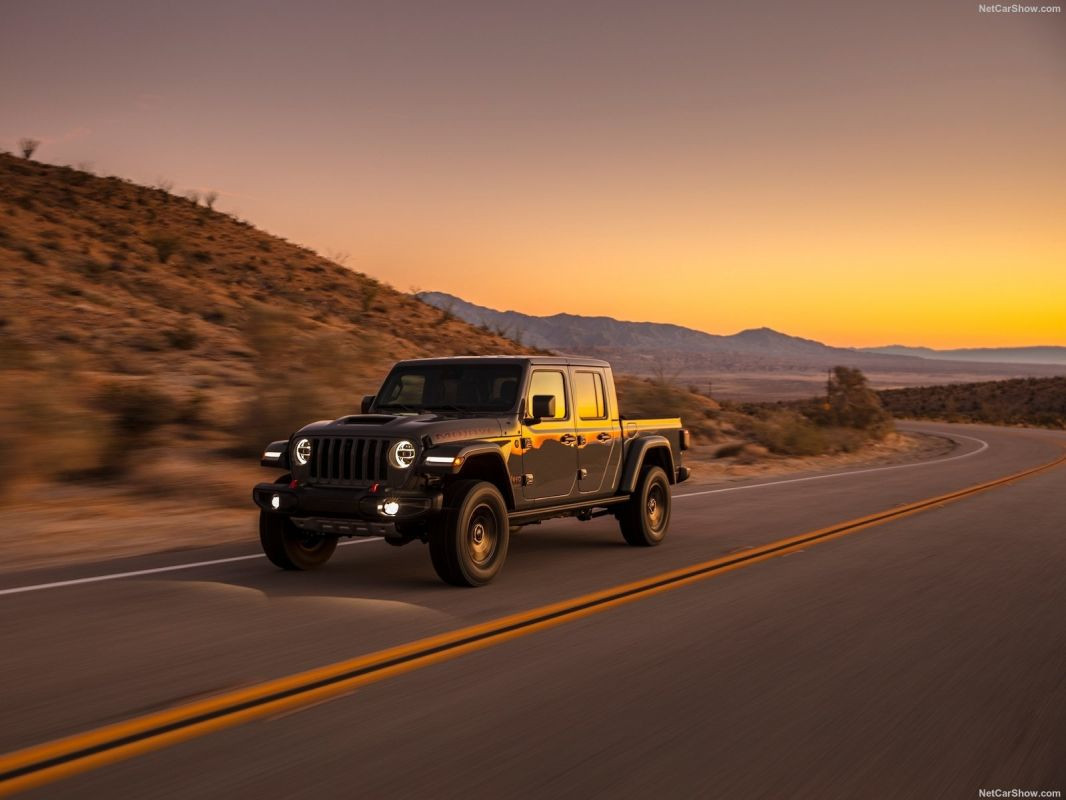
[253,356,690,586]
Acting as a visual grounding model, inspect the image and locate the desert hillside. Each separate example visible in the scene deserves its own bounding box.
[0,153,529,482]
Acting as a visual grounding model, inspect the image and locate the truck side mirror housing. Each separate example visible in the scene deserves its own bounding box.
[361,395,375,414]
[531,394,556,421]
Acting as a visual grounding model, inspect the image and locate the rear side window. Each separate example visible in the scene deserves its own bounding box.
[574,370,608,420]
[528,370,568,420]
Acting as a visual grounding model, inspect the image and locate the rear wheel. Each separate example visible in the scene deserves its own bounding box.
[618,465,671,546]
[259,511,337,570]
[429,480,509,586]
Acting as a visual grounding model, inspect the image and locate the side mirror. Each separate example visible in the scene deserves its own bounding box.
[361,395,375,414]
[531,394,556,421]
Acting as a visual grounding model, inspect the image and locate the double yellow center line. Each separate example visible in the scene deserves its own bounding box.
[2,448,1063,796]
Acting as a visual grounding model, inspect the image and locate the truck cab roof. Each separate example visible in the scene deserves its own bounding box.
[393,355,613,369]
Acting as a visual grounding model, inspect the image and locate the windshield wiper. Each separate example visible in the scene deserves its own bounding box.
[375,403,421,413]
[425,404,473,414]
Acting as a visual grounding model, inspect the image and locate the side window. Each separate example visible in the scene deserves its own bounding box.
[574,370,607,420]
[528,370,568,421]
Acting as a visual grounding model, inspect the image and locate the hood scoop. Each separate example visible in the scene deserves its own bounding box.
[335,414,397,426]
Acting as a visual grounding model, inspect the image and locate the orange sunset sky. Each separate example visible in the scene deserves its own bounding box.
[3,1,1064,348]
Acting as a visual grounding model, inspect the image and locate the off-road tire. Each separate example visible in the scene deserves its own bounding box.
[429,480,509,586]
[259,511,337,570]
[618,465,671,547]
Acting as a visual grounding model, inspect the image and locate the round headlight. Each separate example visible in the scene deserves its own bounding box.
[294,438,312,465]
[389,440,416,468]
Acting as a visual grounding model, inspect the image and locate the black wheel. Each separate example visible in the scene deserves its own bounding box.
[429,480,509,586]
[618,465,671,547]
[259,511,337,570]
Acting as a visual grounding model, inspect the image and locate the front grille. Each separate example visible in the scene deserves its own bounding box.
[307,437,390,486]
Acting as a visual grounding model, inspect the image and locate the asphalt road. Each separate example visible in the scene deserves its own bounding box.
[1,422,1064,798]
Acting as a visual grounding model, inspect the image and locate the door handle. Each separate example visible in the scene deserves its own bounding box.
[597,432,612,442]
[576,435,587,446]
[560,434,577,446]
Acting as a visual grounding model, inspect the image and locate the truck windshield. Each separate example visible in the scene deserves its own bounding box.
[375,364,522,413]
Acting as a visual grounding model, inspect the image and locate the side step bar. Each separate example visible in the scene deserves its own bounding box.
[508,495,628,525]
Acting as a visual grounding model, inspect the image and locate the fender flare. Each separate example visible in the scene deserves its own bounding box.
[422,442,516,508]
[618,435,675,494]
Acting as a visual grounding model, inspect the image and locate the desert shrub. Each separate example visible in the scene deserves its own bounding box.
[74,260,109,279]
[86,381,178,474]
[0,370,113,491]
[360,281,380,312]
[714,443,745,458]
[96,381,176,437]
[737,410,830,456]
[19,138,40,159]
[164,326,199,350]
[146,232,182,263]
[20,245,44,264]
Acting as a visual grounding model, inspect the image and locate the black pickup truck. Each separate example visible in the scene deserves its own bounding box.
[253,356,690,586]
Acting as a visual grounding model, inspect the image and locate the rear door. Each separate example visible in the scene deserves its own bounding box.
[570,367,620,495]
[521,368,579,501]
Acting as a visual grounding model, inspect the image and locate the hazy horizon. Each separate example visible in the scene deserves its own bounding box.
[4,0,1064,349]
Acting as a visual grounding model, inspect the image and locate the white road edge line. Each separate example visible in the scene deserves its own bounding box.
[674,433,988,499]
[0,431,988,598]
[0,538,383,597]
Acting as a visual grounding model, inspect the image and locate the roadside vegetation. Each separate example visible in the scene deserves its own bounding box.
[877,376,1066,429]
[617,366,894,459]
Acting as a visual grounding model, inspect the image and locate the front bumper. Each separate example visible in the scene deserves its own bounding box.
[252,482,443,534]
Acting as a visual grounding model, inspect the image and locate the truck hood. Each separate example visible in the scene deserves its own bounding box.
[296,413,513,444]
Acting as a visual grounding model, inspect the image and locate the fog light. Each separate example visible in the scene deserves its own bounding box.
[271,493,281,510]
[382,500,400,516]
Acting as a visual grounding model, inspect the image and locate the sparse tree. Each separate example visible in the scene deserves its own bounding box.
[203,190,218,210]
[820,366,890,431]
[185,190,200,205]
[19,138,40,159]
[154,178,174,194]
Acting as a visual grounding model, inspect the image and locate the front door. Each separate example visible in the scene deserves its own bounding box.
[521,369,578,501]
[571,368,619,495]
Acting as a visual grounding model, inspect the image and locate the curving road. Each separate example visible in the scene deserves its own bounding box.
[1,422,1064,798]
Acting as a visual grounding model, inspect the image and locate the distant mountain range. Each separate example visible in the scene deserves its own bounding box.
[861,345,1066,366]
[416,291,1066,379]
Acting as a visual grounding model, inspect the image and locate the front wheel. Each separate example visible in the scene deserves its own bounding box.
[618,465,671,546]
[429,480,510,586]
[260,511,337,570]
